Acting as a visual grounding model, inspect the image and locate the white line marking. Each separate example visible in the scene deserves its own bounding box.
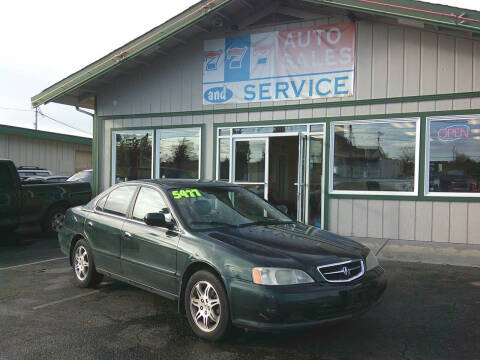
[33,290,100,310]
[0,257,67,271]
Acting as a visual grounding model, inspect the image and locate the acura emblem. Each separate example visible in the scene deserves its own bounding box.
[342,266,351,277]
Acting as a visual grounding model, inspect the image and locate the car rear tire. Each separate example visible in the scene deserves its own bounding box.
[72,239,103,288]
[42,205,67,235]
[184,270,230,341]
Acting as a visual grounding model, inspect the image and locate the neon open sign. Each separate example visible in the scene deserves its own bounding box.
[437,124,470,142]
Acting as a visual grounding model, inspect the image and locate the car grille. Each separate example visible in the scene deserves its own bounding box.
[317,259,364,283]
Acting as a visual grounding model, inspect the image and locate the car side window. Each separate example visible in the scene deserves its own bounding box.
[132,187,172,222]
[103,186,137,217]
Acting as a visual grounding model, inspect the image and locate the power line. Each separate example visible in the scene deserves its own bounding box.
[37,109,92,136]
[0,104,92,137]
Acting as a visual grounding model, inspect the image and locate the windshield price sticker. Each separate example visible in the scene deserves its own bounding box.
[172,189,203,199]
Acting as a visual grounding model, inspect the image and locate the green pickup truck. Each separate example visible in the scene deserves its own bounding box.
[0,159,92,234]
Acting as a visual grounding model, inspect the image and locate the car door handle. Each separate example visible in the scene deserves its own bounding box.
[124,231,132,238]
[87,221,93,228]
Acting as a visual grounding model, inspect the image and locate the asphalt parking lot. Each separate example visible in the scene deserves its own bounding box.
[1,228,479,360]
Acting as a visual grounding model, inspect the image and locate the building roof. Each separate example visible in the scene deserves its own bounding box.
[0,124,92,145]
[31,0,480,109]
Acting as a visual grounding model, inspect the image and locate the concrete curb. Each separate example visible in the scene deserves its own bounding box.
[351,237,480,268]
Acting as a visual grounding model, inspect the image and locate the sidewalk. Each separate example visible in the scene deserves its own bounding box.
[352,237,480,268]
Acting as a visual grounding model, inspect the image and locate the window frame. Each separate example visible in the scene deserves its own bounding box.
[329,117,421,196]
[111,129,154,185]
[425,114,480,198]
[155,127,202,180]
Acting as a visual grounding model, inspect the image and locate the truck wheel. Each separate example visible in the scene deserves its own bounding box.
[72,239,103,288]
[184,270,230,341]
[42,205,66,235]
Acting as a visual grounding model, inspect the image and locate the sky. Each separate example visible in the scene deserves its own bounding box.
[1,0,479,138]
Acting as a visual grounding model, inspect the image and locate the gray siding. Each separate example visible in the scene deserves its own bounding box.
[0,135,91,176]
[98,16,480,189]
[330,199,480,245]
[97,18,480,117]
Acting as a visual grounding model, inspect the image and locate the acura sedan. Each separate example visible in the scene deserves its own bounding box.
[58,180,386,341]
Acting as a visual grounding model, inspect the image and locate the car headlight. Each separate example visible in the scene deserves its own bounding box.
[365,250,379,271]
[252,267,314,285]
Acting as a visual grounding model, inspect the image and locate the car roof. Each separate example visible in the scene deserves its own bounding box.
[117,179,237,190]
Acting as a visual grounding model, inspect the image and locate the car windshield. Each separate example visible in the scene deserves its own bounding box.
[168,186,292,230]
[67,171,92,183]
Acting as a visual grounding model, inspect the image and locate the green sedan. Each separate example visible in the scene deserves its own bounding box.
[59,180,386,341]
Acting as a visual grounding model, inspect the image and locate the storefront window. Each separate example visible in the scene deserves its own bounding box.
[114,131,152,184]
[157,128,200,179]
[331,119,418,193]
[218,138,230,181]
[427,116,480,195]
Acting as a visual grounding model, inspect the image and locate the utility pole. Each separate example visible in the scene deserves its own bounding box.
[34,107,38,130]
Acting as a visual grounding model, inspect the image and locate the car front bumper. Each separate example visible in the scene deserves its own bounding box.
[228,266,387,330]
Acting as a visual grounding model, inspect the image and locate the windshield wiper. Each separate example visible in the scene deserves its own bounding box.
[239,219,295,227]
[190,221,239,228]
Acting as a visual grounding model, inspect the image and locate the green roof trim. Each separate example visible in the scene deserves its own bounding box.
[0,124,92,145]
[306,0,480,33]
[31,0,480,108]
[31,0,233,108]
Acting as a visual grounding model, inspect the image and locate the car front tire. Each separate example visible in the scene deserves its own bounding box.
[72,239,103,288]
[184,270,230,341]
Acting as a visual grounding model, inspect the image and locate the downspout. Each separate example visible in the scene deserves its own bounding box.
[75,104,99,196]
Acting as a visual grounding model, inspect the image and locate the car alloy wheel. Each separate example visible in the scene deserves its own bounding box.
[74,245,89,281]
[189,280,221,333]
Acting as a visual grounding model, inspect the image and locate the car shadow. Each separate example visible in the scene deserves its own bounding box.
[0,225,50,247]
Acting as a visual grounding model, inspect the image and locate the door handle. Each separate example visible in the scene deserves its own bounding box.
[124,231,132,238]
[87,221,93,228]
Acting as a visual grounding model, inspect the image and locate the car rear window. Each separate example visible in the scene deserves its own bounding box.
[103,186,137,217]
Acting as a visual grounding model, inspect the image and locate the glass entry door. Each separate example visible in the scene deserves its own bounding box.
[233,138,268,199]
[219,124,325,228]
[297,134,324,227]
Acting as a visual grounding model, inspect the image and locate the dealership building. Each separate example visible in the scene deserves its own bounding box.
[32,0,480,245]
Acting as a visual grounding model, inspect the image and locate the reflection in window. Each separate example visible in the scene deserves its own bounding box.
[235,140,265,182]
[332,120,417,192]
[115,132,152,184]
[159,129,200,179]
[103,186,137,216]
[309,136,323,227]
[132,187,171,222]
[428,117,480,193]
[218,138,230,181]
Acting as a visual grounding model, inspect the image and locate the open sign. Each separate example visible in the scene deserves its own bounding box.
[437,124,470,141]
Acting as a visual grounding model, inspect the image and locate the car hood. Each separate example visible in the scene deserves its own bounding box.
[202,222,369,275]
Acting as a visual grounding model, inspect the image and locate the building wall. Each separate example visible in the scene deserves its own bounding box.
[96,14,480,244]
[329,199,480,245]
[0,134,91,176]
[97,17,480,116]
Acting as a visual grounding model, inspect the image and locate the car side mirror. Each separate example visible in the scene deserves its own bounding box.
[144,213,174,229]
[276,205,288,214]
